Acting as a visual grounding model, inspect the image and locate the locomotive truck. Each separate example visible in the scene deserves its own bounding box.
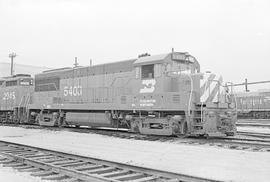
[0,52,237,136]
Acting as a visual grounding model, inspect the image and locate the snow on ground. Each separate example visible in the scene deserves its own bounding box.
[0,163,46,182]
[0,126,270,182]
[237,126,270,134]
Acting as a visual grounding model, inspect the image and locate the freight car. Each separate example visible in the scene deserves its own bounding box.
[24,52,236,136]
[235,90,270,119]
[0,74,33,122]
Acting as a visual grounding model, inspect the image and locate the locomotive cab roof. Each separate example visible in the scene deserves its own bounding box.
[3,74,32,81]
[133,52,200,71]
[133,53,168,66]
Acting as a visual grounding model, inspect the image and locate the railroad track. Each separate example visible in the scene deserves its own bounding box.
[174,137,270,152]
[236,123,270,127]
[236,119,270,127]
[237,119,270,124]
[1,123,270,153]
[0,140,219,182]
[237,131,270,139]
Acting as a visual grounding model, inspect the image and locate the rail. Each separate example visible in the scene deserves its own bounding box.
[0,140,219,182]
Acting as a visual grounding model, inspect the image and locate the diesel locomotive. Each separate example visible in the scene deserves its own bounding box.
[0,74,33,122]
[0,52,237,136]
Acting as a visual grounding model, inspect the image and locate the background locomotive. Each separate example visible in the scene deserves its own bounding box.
[0,74,33,122]
[1,52,236,136]
[235,90,270,119]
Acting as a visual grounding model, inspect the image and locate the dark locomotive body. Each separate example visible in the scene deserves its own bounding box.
[235,91,270,119]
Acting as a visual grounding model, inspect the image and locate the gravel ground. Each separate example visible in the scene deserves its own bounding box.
[0,126,269,182]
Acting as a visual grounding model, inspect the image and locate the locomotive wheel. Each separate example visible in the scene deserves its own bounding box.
[130,119,140,133]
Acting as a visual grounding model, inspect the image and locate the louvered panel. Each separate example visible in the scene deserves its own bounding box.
[172,94,180,103]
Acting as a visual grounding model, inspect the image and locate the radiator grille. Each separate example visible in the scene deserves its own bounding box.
[172,94,180,103]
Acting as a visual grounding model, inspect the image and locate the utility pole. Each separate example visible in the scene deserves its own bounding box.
[244,78,249,92]
[74,57,78,67]
[9,52,16,76]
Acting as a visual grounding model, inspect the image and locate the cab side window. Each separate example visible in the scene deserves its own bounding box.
[141,64,154,79]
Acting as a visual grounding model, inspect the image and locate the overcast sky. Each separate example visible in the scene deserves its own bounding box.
[0,0,269,91]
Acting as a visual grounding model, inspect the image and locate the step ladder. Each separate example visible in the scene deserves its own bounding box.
[190,104,204,132]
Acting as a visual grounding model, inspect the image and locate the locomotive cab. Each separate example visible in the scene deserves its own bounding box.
[130,52,236,136]
[130,52,201,135]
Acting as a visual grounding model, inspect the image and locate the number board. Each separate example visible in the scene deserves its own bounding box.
[171,53,186,61]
